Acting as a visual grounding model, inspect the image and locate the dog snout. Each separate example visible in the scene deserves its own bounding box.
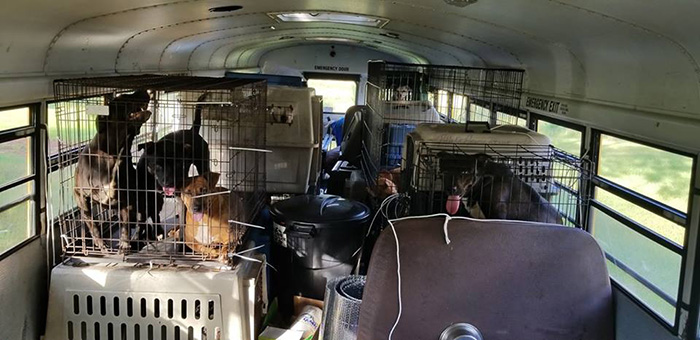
[130,109,152,123]
[192,198,204,213]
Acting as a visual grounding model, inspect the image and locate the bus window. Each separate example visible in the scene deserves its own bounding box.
[591,206,681,323]
[536,120,582,156]
[0,106,37,255]
[598,134,692,212]
[591,133,693,326]
[469,103,490,122]
[452,94,467,122]
[307,79,357,114]
[496,111,526,126]
[47,99,100,220]
[436,90,450,116]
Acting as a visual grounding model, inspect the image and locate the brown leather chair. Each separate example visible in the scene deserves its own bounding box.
[357,217,614,340]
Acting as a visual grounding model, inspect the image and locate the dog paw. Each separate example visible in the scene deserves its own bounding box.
[118,241,131,255]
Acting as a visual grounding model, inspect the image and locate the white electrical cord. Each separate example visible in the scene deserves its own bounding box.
[387,217,402,340]
[350,193,400,260]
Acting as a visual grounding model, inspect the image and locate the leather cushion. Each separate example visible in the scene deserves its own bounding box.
[357,217,614,340]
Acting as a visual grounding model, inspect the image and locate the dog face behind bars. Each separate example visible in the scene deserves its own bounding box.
[440,153,490,198]
[97,90,152,133]
[137,93,210,196]
[440,152,563,224]
[181,172,248,261]
[393,85,412,101]
[181,173,214,220]
[139,141,192,196]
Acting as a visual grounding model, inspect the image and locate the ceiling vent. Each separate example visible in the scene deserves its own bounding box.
[443,0,478,7]
[208,5,243,12]
[268,12,389,28]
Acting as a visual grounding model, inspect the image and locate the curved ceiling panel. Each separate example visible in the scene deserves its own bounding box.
[0,0,698,119]
[157,23,460,70]
[221,39,427,70]
[156,22,484,70]
[114,14,271,72]
[199,27,481,70]
[0,0,177,75]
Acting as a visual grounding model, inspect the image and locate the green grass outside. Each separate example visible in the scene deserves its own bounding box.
[0,104,92,255]
[537,120,582,156]
[0,107,30,132]
[0,108,34,254]
[592,208,679,323]
[540,122,692,326]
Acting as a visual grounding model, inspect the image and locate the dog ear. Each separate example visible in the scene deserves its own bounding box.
[472,153,491,175]
[475,153,491,166]
[207,172,221,188]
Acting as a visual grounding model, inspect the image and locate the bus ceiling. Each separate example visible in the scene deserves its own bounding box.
[0,1,699,150]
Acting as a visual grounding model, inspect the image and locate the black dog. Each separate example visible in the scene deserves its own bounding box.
[137,92,210,197]
[73,90,152,253]
[440,153,563,224]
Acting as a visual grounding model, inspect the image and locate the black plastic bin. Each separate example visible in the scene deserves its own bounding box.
[270,195,370,315]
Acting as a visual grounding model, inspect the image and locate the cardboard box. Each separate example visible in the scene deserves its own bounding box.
[292,296,324,340]
[258,326,304,340]
[293,296,324,317]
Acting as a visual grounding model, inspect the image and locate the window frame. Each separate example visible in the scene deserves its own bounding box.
[530,115,592,228]
[590,129,695,332]
[689,183,700,339]
[0,103,42,261]
[467,98,526,127]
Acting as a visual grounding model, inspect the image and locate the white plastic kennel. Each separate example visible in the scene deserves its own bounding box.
[265,86,322,194]
[45,257,266,340]
[404,124,551,191]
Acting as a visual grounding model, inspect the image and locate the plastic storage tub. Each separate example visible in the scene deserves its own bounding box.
[382,123,416,169]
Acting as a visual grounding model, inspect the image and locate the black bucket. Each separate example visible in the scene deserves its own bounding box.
[270,195,370,315]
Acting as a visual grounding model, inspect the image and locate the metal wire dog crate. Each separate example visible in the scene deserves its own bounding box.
[405,142,591,228]
[362,61,525,184]
[51,75,267,262]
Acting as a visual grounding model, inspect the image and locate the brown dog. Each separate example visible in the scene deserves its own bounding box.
[368,168,401,200]
[73,90,151,253]
[181,173,248,261]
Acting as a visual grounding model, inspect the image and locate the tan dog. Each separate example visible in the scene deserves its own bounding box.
[181,173,248,261]
[368,168,401,200]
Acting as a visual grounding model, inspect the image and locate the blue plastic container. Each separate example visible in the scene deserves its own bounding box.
[382,124,416,168]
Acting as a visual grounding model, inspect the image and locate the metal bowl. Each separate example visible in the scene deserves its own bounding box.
[439,323,484,340]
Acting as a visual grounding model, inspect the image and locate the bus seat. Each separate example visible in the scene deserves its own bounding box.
[357,217,614,340]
